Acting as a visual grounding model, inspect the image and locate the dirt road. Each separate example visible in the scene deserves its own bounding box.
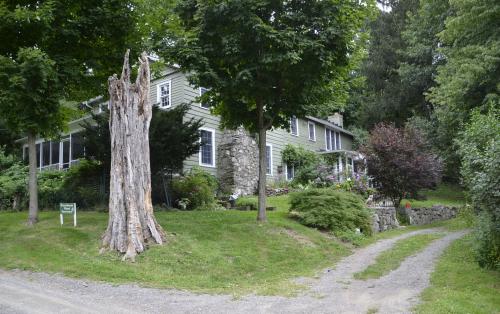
[0,228,466,314]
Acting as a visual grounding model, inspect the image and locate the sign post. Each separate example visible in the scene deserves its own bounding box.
[60,203,77,227]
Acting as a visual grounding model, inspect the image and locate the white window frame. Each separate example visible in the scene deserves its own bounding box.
[290,116,299,136]
[199,87,210,109]
[308,121,316,141]
[286,163,294,181]
[336,132,342,150]
[325,129,332,151]
[198,127,216,168]
[157,80,172,108]
[266,144,273,176]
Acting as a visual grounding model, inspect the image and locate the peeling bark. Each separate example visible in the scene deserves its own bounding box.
[101,50,166,261]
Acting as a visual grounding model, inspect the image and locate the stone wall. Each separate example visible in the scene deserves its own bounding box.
[399,205,458,225]
[371,206,399,233]
[217,127,258,196]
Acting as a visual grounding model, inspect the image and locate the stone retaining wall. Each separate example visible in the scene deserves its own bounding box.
[371,206,399,233]
[399,205,458,225]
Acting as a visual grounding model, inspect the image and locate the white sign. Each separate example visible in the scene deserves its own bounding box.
[60,203,77,227]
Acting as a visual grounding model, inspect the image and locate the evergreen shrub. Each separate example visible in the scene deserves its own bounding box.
[289,188,372,236]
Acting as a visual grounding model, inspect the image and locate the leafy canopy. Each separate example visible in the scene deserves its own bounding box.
[0,48,62,137]
[457,106,500,269]
[361,122,443,207]
[169,0,375,131]
[427,0,500,179]
[0,0,139,137]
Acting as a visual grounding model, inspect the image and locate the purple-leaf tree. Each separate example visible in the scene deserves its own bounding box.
[361,123,442,208]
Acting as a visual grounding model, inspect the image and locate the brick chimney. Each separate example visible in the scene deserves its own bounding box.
[327,113,343,128]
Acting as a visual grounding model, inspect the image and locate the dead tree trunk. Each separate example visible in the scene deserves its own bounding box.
[101,50,166,261]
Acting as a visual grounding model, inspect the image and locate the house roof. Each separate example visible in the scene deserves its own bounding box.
[305,116,354,137]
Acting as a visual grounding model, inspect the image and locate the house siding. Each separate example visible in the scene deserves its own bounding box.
[21,67,355,183]
[151,69,354,181]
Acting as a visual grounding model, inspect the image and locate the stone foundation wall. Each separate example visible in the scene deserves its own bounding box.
[399,205,458,225]
[371,206,399,233]
[217,128,258,196]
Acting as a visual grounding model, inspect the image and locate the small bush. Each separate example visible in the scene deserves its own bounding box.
[235,196,258,210]
[38,170,66,210]
[171,167,219,210]
[0,153,27,210]
[473,213,500,269]
[289,188,372,236]
[59,160,108,209]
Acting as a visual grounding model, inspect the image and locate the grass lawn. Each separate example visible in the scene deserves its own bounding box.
[402,183,466,208]
[0,198,349,296]
[415,234,500,313]
[354,233,444,280]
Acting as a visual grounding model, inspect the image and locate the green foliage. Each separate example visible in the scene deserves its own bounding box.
[348,126,369,150]
[473,213,500,270]
[289,189,372,236]
[352,0,422,129]
[0,157,107,211]
[457,107,499,217]
[170,0,376,131]
[281,144,320,184]
[150,104,203,175]
[457,107,500,269]
[235,197,258,210]
[281,145,319,168]
[428,0,500,180]
[399,0,451,118]
[0,0,140,101]
[0,148,27,210]
[402,183,466,208]
[171,167,219,210]
[37,170,66,210]
[0,47,64,137]
[60,160,107,209]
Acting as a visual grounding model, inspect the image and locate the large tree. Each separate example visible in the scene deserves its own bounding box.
[361,123,442,208]
[0,1,138,225]
[427,0,500,180]
[169,0,374,221]
[352,0,420,129]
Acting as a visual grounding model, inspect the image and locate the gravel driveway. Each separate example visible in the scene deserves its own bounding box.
[0,228,467,314]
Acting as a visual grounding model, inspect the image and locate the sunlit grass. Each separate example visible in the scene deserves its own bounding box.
[415,234,500,313]
[0,198,349,296]
[354,233,444,280]
[402,183,466,208]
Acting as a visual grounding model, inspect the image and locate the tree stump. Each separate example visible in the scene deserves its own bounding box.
[101,50,166,261]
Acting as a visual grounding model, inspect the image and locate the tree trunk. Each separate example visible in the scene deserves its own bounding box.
[101,51,166,261]
[27,131,38,226]
[12,193,21,211]
[256,103,267,222]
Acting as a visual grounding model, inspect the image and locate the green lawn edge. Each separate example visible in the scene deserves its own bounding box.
[354,233,444,280]
[414,234,500,314]
[0,208,349,296]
